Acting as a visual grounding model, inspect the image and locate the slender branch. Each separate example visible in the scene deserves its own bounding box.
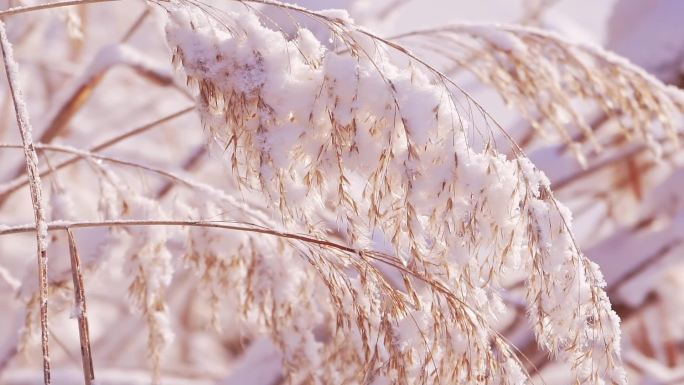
[553,146,645,190]
[608,239,684,297]
[0,0,119,18]
[67,230,95,385]
[0,217,481,318]
[0,141,221,201]
[88,107,195,151]
[156,144,206,198]
[0,219,359,255]
[30,50,186,157]
[120,8,151,43]
[0,40,194,196]
[0,21,51,385]
[2,144,276,229]
[0,143,183,182]
[374,0,413,20]
[0,107,194,205]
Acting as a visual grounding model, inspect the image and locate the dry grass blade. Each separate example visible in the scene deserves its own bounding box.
[0,21,51,385]
[0,142,221,196]
[0,107,194,206]
[0,220,360,255]
[66,229,95,385]
[0,0,119,18]
[374,0,413,20]
[156,144,206,198]
[1,44,188,190]
[121,8,152,43]
[0,7,192,203]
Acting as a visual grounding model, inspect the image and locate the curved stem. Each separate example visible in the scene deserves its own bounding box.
[0,0,120,18]
[0,21,51,385]
[0,218,359,254]
[0,107,194,206]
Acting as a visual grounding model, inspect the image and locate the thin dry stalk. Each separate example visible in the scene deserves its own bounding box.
[0,219,362,255]
[1,14,193,192]
[0,0,119,18]
[607,239,684,297]
[156,144,206,198]
[3,53,185,180]
[0,142,215,194]
[0,106,194,206]
[0,21,51,385]
[121,8,151,43]
[374,0,413,20]
[66,229,95,385]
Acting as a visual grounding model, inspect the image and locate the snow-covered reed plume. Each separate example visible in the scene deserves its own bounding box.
[393,23,684,164]
[162,2,627,383]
